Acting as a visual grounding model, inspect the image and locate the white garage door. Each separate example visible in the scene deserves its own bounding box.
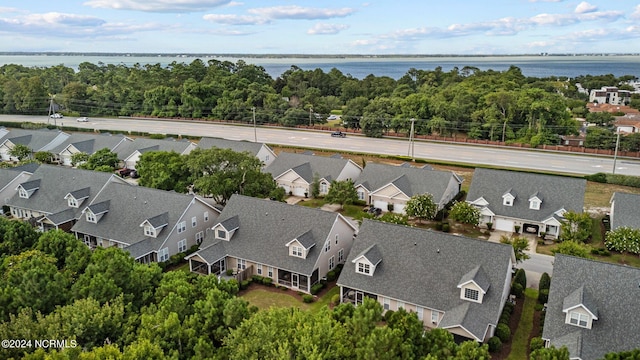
[293,187,307,197]
[373,200,387,211]
[495,218,514,232]
[394,203,405,214]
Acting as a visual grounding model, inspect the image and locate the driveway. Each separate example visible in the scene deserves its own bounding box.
[487,230,554,289]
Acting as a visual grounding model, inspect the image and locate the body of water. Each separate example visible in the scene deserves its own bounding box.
[0,54,639,80]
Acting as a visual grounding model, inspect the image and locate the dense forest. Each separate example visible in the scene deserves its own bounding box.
[0,59,639,147]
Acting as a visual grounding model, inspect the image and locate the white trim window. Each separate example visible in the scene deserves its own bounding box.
[416,306,424,321]
[320,182,328,194]
[144,225,156,237]
[257,264,263,275]
[397,301,405,310]
[356,262,371,275]
[191,216,197,227]
[530,200,541,210]
[383,297,390,310]
[195,231,204,245]
[329,256,335,270]
[464,288,479,301]
[291,246,303,258]
[178,239,187,252]
[204,211,209,222]
[216,229,226,240]
[237,259,246,270]
[158,247,169,262]
[268,266,274,278]
[569,311,589,328]
[335,234,339,244]
[18,188,28,199]
[431,310,439,324]
[86,211,96,223]
[68,197,78,208]
[338,248,344,263]
[325,240,331,252]
[357,190,365,200]
[177,221,186,234]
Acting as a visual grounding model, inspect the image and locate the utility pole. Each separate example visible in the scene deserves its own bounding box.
[612,130,621,174]
[47,94,54,125]
[408,118,415,160]
[309,107,313,127]
[501,120,507,142]
[252,106,257,143]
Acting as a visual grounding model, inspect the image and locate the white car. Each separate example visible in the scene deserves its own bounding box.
[50,113,63,119]
[327,115,340,120]
[77,117,89,122]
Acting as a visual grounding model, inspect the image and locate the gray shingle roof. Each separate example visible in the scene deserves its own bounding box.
[294,230,316,249]
[542,255,640,360]
[43,208,76,225]
[0,129,69,151]
[20,179,41,191]
[219,215,239,231]
[0,165,37,192]
[71,182,196,252]
[88,200,110,215]
[466,168,586,222]
[562,285,598,318]
[358,244,382,265]
[146,212,170,228]
[354,163,461,205]
[50,133,129,155]
[114,138,195,160]
[195,240,227,264]
[193,194,351,276]
[610,192,640,230]
[458,265,491,293]
[67,187,91,200]
[337,219,514,341]
[265,152,354,183]
[198,137,267,156]
[8,165,116,220]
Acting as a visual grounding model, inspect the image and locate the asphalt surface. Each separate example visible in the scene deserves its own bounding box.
[5,114,640,176]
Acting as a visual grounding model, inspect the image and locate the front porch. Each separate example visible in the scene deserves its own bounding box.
[340,286,378,305]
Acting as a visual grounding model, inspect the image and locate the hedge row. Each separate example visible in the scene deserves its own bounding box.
[585,172,640,188]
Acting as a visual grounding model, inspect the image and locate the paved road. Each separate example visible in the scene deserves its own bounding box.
[6,114,640,176]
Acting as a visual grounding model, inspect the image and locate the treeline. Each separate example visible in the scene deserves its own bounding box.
[0,218,497,359]
[0,60,638,146]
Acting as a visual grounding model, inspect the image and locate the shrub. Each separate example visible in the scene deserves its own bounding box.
[331,294,340,306]
[262,277,273,286]
[534,303,544,311]
[503,301,515,315]
[311,283,324,295]
[530,337,545,352]
[326,270,337,282]
[435,222,443,231]
[488,336,502,353]
[486,222,493,230]
[384,310,395,322]
[226,269,234,276]
[539,272,551,292]
[495,323,511,343]
[538,289,549,304]
[585,172,607,183]
[514,225,521,233]
[511,283,524,298]
[302,294,314,303]
[387,203,394,212]
[240,280,250,290]
[514,268,527,289]
[591,247,611,256]
[441,222,450,232]
[252,275,264,283]
[499,313,511,325]
[149,133,166,139]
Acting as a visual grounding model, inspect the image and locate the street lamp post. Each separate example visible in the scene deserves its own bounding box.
[252,106,257,142]
[612,130,621,174]
[408,118,416,160]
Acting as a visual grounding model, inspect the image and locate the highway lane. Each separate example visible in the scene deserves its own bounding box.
[5,114,640,176]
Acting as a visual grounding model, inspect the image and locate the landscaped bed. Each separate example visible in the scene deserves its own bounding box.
[239,281,340,312]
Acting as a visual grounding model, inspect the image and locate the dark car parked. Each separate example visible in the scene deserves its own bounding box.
[331,131,346,138]
[364,207,382,216]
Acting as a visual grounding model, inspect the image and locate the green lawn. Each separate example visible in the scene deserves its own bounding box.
[241,285,339,312]
[506,288,538,360]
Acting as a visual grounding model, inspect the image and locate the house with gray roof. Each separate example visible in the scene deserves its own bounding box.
[0,163,39,213]
[6,164,127,231]
[354,162,462,214]
[466,168,586,238]
[50,133,132,166]
[186,194,358,293]
[542,255,640,359]
[0,129,70,162]
[71,182,220,263]
[115,138,197,170]
[609,192,640,230]
[198,137,277,167]
[264,152,362,197]
[337,219,515,342]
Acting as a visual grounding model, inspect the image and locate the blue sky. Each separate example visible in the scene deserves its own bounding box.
[0,0,639,54]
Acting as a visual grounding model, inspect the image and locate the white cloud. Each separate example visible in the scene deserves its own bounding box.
[629,5,640,19]
[307,23,349,35]
[528,0,563,2]
[575,2,597,14]
[203,14,269,25]
[83,0,231,13]
[248,6,355,20]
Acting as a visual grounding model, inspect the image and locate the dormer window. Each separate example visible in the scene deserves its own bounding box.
[357,262,371,275]
[530,199,541,210]
[19,188,28,198]
[144,225,156,237]
[86,211,96,223]
[216,229,227,240]
[68,197,78,208]
[502,191,515,206]
[464,288,479,301]
[569,311,589,328]
[291,245,304,258]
